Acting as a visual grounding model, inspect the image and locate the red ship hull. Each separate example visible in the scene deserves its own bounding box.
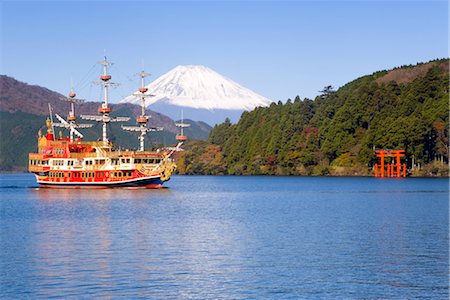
[35,175,165,189]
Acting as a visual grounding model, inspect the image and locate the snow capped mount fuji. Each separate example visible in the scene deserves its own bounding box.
[121,65,272,124]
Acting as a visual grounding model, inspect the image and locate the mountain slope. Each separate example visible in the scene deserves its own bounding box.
[0,75,176,131]
[176,59,449,176]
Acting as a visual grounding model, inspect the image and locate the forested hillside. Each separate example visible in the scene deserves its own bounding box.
[176,59,449,176]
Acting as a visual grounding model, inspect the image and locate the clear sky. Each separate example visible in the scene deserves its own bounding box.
[1,1,448,103]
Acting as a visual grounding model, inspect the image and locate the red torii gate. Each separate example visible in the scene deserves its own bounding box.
[374,149,407,178]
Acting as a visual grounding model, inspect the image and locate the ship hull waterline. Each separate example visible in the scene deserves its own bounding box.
[35,175,166,189]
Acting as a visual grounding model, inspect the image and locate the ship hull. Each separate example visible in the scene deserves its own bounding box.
[36,176,165,189]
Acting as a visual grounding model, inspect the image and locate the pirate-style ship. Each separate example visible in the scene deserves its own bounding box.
[28,58,187,188]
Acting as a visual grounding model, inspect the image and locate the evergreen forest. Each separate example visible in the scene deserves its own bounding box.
[175,59,449,176]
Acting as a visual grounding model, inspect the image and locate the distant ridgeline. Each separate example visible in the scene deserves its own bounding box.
[0,75,211,171]
[176,59,449,176]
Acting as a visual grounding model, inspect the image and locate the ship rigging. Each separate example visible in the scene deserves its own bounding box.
[28,57,182,188]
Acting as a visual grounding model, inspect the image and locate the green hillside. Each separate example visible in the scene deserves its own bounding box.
[176,59,449,176]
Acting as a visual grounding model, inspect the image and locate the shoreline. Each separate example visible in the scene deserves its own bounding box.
[2,171,448,178]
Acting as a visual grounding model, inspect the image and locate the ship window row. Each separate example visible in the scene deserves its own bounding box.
[111,171,133,178]
[52,160,65,166]
[135,158,161,164]
[29,160,49,166]
[43,160,78,166]
[49,172,65,178]
[110,158,160,165]
[54,149,65,155]
[73,172,95,178]
[71,172,107,178]
[84,159,106,165]
[83,172,95,178]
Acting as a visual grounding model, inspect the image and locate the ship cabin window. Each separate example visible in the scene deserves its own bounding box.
[111,159,119,166]
[112,171,122,178]
[111,171,133,178]
[134,158,142,164]
[54,148,64,155]
[95,159,106,165]
[121,158,131,164]
[68,172,71,178]
[85,160,93,166]
[97,172,105,178]
[67,160,75,166]
[42,160,48,166]
[136,158,159,164]
[49,172,64,178]
[81,172,95,178]
[52,160,65,166]
[142,158,160,164]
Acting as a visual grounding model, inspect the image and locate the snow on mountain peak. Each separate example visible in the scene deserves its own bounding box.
[121,65,272,111]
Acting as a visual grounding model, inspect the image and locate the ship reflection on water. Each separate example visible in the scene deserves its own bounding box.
[33,186,172,202]
[31,188,175,298]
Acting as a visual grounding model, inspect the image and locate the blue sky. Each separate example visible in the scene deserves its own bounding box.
[1,1,448,103]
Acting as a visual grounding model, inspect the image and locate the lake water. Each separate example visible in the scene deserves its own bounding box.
[0,174,448,299]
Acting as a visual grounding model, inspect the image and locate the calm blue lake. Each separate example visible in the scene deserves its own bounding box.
[0,174,448,299]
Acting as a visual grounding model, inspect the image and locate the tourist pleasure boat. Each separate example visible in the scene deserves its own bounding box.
[28,57,185,188]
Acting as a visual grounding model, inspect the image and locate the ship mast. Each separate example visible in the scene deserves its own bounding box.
[55,89,93,142]
[122,70,162,151]
[80,57,129,146]
[175,110,190,142]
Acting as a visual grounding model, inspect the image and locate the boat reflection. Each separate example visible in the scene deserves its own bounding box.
[33,186,172,202]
